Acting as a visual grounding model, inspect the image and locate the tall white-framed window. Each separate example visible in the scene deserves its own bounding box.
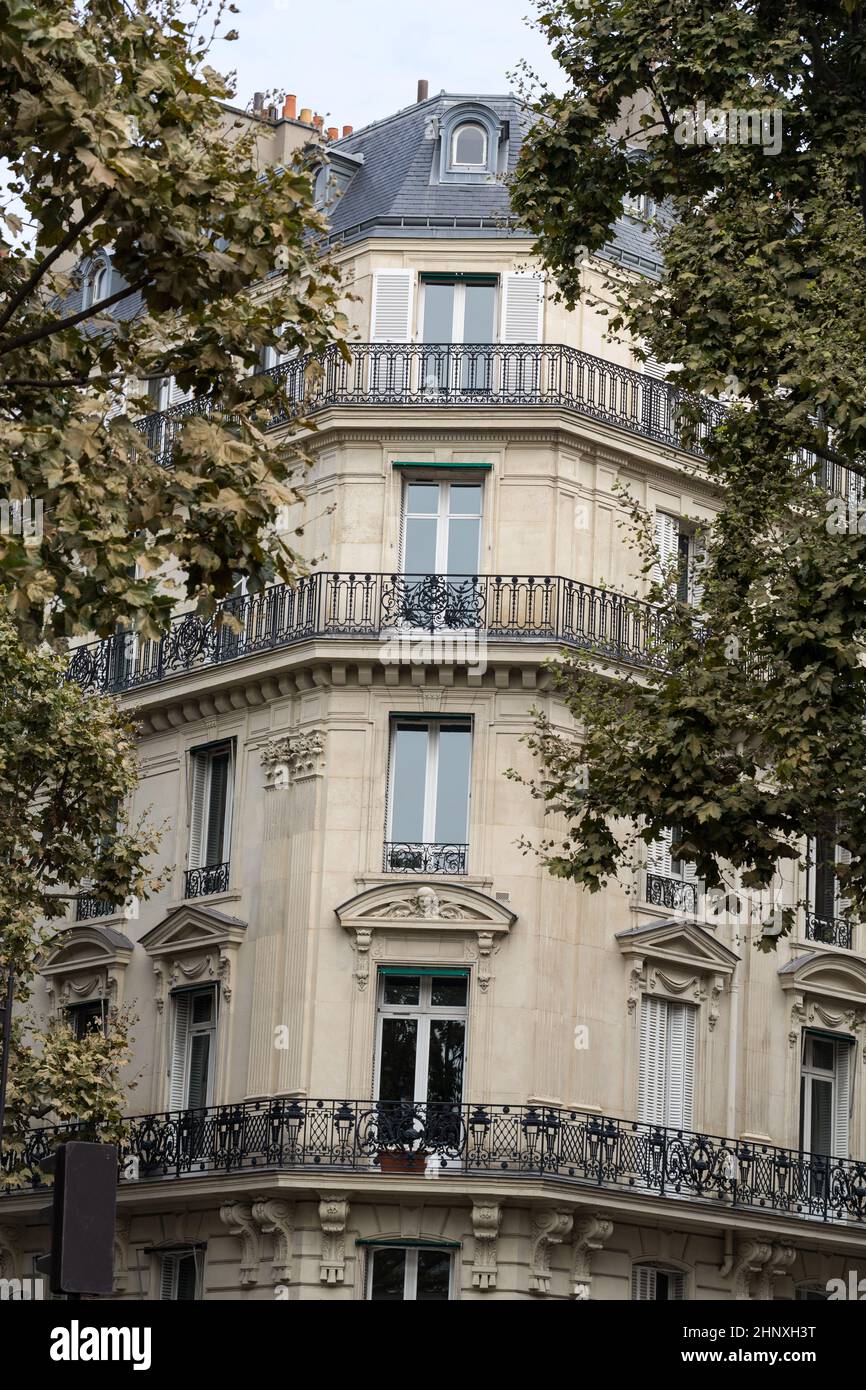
[800,1031,852,1159]
[374,969,469,1108]
[653,511,705,606]
[806,836,852,946]
[168,986,217,1111]
[420,276,498,393]
[366,1245,455,1301]
[158,1248,203,1300]
[638,996,697,1130]
[187,741,234,873]
[632,1262,686,1301]
[449,122,487,169]
[386,718,472,872]
[401,480,483,576]
[645,826,699,913]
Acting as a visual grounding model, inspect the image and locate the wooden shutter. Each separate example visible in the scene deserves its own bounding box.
[167,376,193,407]
[638,995,667,1125]
[836,843,852,919]
[500,273,544,342]
[647,826,673,878]
[159,1253,177,1300]
[666,1002,696,1130]
[652,511,680,587]
[371,270,414,341]
[689,531,707,608]
[833,1040,851,1157]
[168,992,191,1110]
[204,748,231,867]
[188,751,208,870]
[632,1264,655,1300]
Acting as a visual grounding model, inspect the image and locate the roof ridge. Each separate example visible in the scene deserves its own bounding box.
[333,91,523,146]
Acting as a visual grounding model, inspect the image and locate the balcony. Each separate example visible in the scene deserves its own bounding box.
[138,341,728,467]
[645,872,699,916]
[805,912,854,951]
[383,841,468,875]
[9,1099,866,1226]
[75,894,118,922]
[184,862,231,899]
[66,572,669,695]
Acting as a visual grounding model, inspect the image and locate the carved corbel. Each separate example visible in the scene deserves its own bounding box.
[627,958,646,1014]
[530,1209,573,1295]
[571,1214,614,1300]
[219,1201,261,1287]
[755,1244,796,1301]
[476,931,496,992]
[730,1239,773,1300]
[318,1194,350,1285]
[114,1216,131,1293]
[261,730,327,788]
[252,1199,295,1286]
[354,928,373,991]
[470,1200,502,1290]
[708,975,725,1031]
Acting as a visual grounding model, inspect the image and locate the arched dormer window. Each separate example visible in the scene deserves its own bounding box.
[438,104,502,185]
[450,122,487,168]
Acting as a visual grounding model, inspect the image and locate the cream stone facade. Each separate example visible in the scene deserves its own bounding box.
[3,89,866,1303]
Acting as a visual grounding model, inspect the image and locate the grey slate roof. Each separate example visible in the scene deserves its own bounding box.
[325,90,664,277]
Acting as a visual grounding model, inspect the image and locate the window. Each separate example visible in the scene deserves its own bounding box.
[158,1249,201,1300]
[646,826,699,913]
[806,836,852,946]
[632,1263,686,1301]
[420,276,498,393]
[800,1032,852,1160]
[386,719,471,873]
[367,1246,454,1301]
[187,741,234,889]
[653,511,704,605]
[168,987,217,1111]
[402,481,483,577]
[624,192,657,221]
[66,999,107,1040]
[450,122,487,168]
[375,970,468,1110]
[638,996,697,1129]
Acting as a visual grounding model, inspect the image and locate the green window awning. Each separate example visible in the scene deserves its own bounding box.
[378,966,469,978]
[392,461,492,471]
[355,1237,461,1249]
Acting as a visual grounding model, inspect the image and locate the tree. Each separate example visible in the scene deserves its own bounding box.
[0,0,348,646]
[510,1,866,936]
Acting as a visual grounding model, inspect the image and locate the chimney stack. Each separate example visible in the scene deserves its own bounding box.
[417,79,429,103]
[327,126,339,141]
[252,91,265,114]
[299,107,312,124]
[283,93,297,120]
[342,125,353,138]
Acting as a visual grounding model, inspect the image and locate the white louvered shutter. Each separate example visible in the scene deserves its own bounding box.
[836,844,853,919]
[501,273,544,342]
[652,511,680,588]
[632,1265,655,1300]
[167,376,193,407]
[188,752,208,870]
[647,826,674,878]
[666,1003,696,1130]
[371,270,414,341]
[833,1041,851,1158]
[168,992,191,1110]
[689,531,707,608]
[159,1254,177,1300]
[638,995,668,1125]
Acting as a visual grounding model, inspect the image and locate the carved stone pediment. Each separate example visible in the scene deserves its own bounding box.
[336,882,516,935]
[616,919,739,977]
[41,925,134,1010]
[779,951,866,1009]
[142,904,247,1008]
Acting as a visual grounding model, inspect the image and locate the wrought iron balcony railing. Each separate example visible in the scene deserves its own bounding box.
[66,572,669,695]
[805,912,855,951]
[184,862,231,899]
[136,341,728,467]
[9,1099,866,1224]
[645,872,700,915]
[383,841,468,875]
[75,894,118,922]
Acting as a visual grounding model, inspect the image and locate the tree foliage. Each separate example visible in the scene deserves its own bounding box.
[511,1,866,935]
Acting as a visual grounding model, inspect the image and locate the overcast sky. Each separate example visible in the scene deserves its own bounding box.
[214,0,564,131]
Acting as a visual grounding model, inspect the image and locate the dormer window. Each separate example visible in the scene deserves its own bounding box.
[450,122,487,169]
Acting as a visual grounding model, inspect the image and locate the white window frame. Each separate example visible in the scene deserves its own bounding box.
[653,510,704,606]
[800,1031,852,1158]
[386,718,472,849]
[400,479,483,575]
[374,970,469,1108]
[807,837,852,923]
[187,741,235,872]
[366,1245,455,1300]
[638,995,697,1129]
[449,122,488,170]
[168,985,218,1111]
[419,278,498,346]
[158,1248,203,1300]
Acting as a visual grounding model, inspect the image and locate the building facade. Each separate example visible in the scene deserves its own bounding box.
[3,88,866,1303]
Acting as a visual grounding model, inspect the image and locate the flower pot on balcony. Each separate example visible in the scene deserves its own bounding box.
[377,1148,429,1174]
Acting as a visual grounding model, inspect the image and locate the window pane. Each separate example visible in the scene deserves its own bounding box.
[810,1077,833,1155]
[445,516,480,574]
[379,1018,418,1103]
[463,284,495,343]
[449,485,482,516]
[416,1249,451,1301]
[187,1033,211,1109]
[811,1038,835,1072]
[406,483,440,514]
[427,1018,465,1105]
[433,726,471,842]
[175,1253,198,1301]
[383,975,421,1006]
[191,990,213,1025]
[205,750,230,865]
[430,976,468,1008]
[369,1249,406,1301]
[422,283,454,343]
[403,516,438,574]
[390,724,428,841]
[453,125,485,165]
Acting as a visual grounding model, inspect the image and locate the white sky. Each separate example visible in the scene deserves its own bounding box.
[213,0,565,131]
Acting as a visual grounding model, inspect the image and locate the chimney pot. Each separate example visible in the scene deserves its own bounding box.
[313,113,324,130]
[299,107,312,124]
[342,124,353,137]
[283,93,297,120]
[417,79,429,103]
[327,126,338,141]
